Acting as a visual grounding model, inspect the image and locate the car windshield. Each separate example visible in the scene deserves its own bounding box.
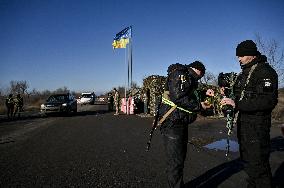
[82,94,92,98]
[47,95,68,103]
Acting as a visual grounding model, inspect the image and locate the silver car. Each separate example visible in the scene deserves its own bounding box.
[41,93,77,115]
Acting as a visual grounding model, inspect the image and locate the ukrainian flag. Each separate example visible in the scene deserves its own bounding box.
[112,27,131,49]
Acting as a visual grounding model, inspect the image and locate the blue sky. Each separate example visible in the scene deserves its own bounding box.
[1,0,284,94]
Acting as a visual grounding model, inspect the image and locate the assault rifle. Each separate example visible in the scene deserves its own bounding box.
[146,95,196,151]
[146,96,178,151]
[146,96,162,151]
[218,72,238,157]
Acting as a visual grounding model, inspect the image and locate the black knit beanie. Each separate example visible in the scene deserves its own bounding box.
[236,40,259,57]
[188,61,206,76]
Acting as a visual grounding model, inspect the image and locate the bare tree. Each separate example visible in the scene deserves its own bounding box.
[9,80,29,94]
[54,86,69,94]
[200,71,217,85]
[117,86,126,97]
[41,89,52,96]
[131,81,139,89]
[255,34,284,85]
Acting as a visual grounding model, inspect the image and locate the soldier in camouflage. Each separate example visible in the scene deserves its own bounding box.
[5,94,15,119]
[14,94,24,118]
[113,88,120,115]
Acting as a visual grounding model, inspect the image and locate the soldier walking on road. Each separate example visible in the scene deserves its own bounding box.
[221,40,278,188]
[14,94,24,118]
[5,94,15,119]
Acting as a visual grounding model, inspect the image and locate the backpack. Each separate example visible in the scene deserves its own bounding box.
[161,63,199,123]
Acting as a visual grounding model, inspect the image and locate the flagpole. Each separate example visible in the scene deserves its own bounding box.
[130,25,133,89]
[127,43,130,91]
[126,42,129,115]
[125,45,127,108]
[112,26,131,114]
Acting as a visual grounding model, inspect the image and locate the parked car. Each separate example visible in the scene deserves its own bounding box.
[78,92,96,105]
[40,93,77,115]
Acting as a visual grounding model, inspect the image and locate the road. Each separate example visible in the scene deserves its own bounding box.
[0,104,283,188]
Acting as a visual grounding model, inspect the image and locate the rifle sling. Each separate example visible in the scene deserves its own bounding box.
[233,63,258,125]
[156,97,195,127]
[157,105,177,126]
[162,97,193,114]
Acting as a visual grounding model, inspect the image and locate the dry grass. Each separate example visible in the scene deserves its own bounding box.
[272,89,284,122]
[0,105,5,114]
[0,97,44,115]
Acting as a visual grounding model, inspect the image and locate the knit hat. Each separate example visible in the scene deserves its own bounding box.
[188,61,206,76]
[236,40,259,57]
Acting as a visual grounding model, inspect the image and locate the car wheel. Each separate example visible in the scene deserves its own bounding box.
[64,107,71,116]
[73,107,77,113]
[40,112,47,117]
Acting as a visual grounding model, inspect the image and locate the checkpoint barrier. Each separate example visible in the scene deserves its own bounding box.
[120,97,134,115]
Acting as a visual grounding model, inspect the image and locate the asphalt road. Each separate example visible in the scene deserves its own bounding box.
[0,104,283,188]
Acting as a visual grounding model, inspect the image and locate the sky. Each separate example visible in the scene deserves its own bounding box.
[1,0,284,94]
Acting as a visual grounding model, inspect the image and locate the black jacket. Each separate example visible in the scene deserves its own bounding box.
[233,55,278,113]
[160,63,199,123]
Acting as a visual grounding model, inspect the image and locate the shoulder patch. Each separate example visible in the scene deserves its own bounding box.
[263,79,272,87]
[261,78,274,93]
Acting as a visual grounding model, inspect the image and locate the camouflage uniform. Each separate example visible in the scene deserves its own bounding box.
[14,94,23,117]
[114,89,120,115]
[5,94,15,118]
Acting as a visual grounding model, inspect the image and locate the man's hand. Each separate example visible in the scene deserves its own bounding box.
[201,101,212,109]
[206,89,215,97]
[220,87,225,96]
[220,97,235,108]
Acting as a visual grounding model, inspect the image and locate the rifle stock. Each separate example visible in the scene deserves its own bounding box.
[146,96,162,151]
[146,112,160,151]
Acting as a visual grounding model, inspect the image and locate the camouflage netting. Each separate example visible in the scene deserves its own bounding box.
[142,75,166,115]
[130,87,142,98]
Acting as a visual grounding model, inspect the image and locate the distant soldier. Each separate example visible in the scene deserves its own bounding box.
[113,88,120,115]
[107,93,114,111]
[143,92,148,114]
[5,94,15,119]
[14,94,24,118]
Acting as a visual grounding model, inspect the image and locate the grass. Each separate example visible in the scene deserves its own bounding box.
[272,90,284,122]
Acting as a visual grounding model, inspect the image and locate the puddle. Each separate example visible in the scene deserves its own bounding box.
[204,139,239,152]
[189,137,215,147]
